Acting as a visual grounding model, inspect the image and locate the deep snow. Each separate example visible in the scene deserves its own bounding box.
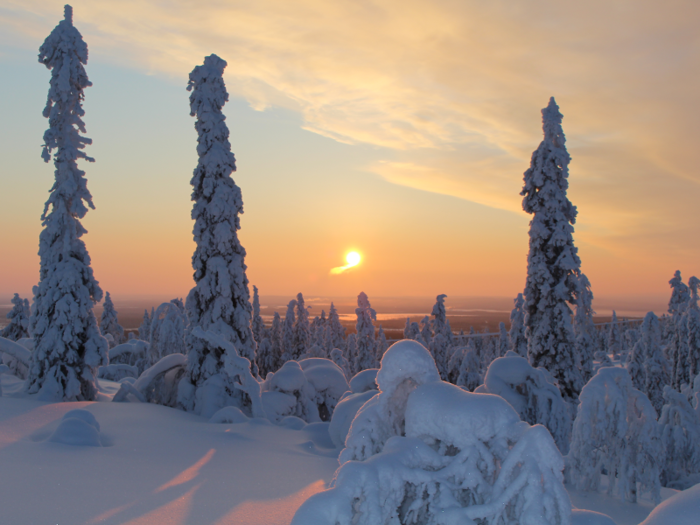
[0,370,686,525]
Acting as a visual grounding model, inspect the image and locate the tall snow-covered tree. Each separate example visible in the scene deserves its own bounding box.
[267,311,283,370]
[100,292,124,348]
[138,308,152,342]
[354,292,377,372]
[282,299,296,363]
[521,97,583,400]
[251,285,265,347]
[179,54,258,414]
[509,293,528,357]
[1,294,31,341]
[292,293,310,359]
[26,5,108,401]
[668,270,691,316]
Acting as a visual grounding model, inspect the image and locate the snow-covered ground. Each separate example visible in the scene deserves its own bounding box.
[0,371,684,525]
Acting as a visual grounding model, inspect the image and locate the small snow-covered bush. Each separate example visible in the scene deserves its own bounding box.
[340,340,441,464]
[149,301,186,365]
[108,339,149,374]
[262,358,348,423]
[481,353,572,453]
[567,367,663,504]
[299,358,349,421]
[658,385,700,487]
[328,390,377,449]
[292,381,571,525]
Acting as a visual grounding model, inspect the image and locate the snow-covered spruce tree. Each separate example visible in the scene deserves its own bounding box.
[509,293,528,357]
[573,274,595,382]
[1,294,31,341]
[659,385,700,487]
[375,324,388,362]
[419,315,432,349]
[497,321,509,358]
[429,294,451,377]
[567,367,663,504]
[327,302,345,350]
[668,271,691,390]
[266,311,283,371]
[26,5,108,401]
[607,310,621,359]
[455,346,482,392]
[100,292,124,348]
[138,308,151,341]
[292,293,310,359]
[345,333,357,373]
[521,97,583,400]
[354,292,378,372]
[686,276,700,382]
[281,299,296,363]
[646,333,671,416]
[627,339,647,393]
[251,285,265,347]
[179,54,258,414]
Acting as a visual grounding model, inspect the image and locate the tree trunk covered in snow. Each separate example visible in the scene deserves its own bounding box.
[26,5,108,402]
[521,97,583,401]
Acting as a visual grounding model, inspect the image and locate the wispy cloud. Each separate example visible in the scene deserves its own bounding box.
[4,0,700,264]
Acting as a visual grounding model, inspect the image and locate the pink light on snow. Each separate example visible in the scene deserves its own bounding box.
[155,448,216,493]
[213,479,326,525]
[0,401,93,449]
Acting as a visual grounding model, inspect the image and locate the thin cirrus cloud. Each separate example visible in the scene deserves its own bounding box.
[3,0,700,268]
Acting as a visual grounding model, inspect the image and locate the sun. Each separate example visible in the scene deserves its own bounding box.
[346,251,361,267]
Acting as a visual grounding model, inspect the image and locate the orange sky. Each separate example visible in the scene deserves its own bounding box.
[1,0,699,311]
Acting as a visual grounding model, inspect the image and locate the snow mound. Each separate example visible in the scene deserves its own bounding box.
[572,509,618,525]
[640,482,700,525]
[279,416,307,430]
[209,406,249,424]
[349,368,377,393]
[49,410,102,447]
[328,390,376,449]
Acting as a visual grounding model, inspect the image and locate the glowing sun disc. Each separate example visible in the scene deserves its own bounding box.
[346,251,361,266]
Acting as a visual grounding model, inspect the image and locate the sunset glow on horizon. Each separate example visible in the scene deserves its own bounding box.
[1,0,699,312]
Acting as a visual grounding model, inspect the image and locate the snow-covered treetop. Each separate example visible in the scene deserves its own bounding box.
[39,4,94,220]
[668,270,690,316]
[431,294,447,333]
[521,97,576,223]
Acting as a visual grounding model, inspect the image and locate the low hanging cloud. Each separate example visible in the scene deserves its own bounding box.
[4,0,700,262]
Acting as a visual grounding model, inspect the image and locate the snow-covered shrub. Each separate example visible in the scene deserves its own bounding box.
[0,337,31,380]
[481,354,572,453]
[340,340,440,464]
[262,360,318,423]
[330,348,351,380]
[1,294,30,341]
[567,367,663,504]
[328,390,377,449]
[149,301,186,366]
[658,385,700,487]
[521,97,583,401]
[456,347,482,392]
[293,381,571,525]
[177,328,264,418]
[98,364,138,382]
[299,358,349,421]
[108,339,149,373]
[26,6,108,402]
[349,368,378,393]
[100,292,124,348]
[114,353,187,407]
